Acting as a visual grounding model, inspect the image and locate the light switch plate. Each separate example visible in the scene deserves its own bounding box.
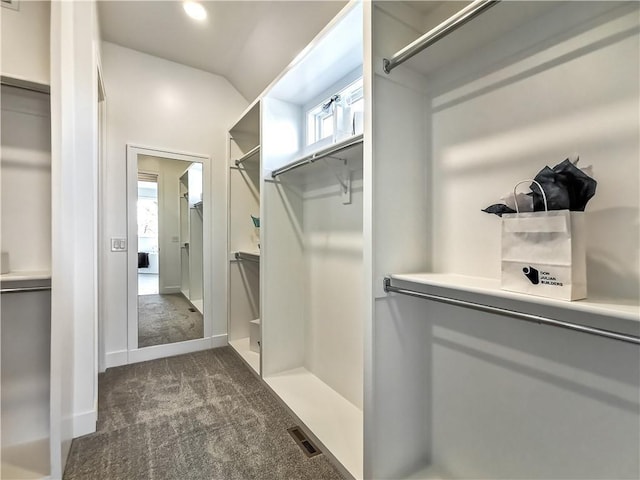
[111,237,127,252]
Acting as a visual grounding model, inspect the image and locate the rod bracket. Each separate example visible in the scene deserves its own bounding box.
[383,276,392,293]
[382,58,391,74]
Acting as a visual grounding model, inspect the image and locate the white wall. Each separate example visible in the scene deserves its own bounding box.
[137,155,192,293]
[0,0,50,85]
[0,85,51,272]
[101,42,247,368]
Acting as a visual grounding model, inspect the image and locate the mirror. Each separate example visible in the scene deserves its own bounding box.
[135,154,204,348]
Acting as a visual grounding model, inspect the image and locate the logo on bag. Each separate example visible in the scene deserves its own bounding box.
[522,266,564,286]
[523,266,539,284]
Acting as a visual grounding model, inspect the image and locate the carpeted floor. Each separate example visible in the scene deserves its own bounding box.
[63,347,344,480]
[138,293,204,348]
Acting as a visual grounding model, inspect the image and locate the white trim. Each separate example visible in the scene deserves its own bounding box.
[104,349,128,369]
[159,285,181,294]
[73,409,97,438]
[127,335,227,365]
[126,144,212,359]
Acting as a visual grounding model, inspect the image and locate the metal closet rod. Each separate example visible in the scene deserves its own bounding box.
[235,252,260,263]
[383,0,501,74]
[383,277,640,345]
[235,145,260,167]
[271,134,364,178]
[1,286,52,294]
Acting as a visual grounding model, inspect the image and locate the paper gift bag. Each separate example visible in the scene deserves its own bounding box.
[501,180,587,301]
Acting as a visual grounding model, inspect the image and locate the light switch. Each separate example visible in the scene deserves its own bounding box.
[111,237,127,252]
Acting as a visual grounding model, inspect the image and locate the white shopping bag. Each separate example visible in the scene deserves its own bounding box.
[501,180,587,301]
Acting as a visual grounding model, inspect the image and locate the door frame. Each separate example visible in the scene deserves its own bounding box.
[126,144,214,364]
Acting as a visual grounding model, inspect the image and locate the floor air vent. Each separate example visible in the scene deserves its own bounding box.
[287,426,321,458]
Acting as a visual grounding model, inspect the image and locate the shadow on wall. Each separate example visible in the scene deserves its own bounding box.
[587,207,639,302]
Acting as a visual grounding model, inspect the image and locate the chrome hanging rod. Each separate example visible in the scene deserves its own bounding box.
[1,286,52,294]
[235,252,260,264]
[234,145,260,167]
[383,277,640,345]
[383,0,501,74]
[271,134,363,178]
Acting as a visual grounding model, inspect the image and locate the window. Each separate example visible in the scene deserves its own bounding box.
[137,181,158,238]
[306,77,364,146]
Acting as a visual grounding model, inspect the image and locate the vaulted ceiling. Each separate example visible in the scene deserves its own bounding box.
[98,1,348,102]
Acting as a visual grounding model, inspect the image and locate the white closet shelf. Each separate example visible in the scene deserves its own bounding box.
[387,273,639,325]
[0,271,51,282]
[269,134,364,191]
[264,368,363,480]
[232,251,260,263]
[229,337,260,374]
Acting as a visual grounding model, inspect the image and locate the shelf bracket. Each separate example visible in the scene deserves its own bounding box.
[322,158,352,204]
[341,166,352,205]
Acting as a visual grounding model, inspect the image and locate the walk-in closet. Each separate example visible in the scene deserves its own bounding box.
[224,1,639,479]
[228,100,262,373]
[370,1,639,478]
[1,81,52,479]
[180,163,204,313]
[260,3,364,478]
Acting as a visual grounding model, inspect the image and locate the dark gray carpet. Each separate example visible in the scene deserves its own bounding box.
[138,294,204,348]
[63,347,344,480]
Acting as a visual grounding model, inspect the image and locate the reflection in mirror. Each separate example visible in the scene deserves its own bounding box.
[136,155,204,348]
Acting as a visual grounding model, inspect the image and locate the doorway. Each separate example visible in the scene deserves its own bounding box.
[126,145,212,363]
[137,173,159,296]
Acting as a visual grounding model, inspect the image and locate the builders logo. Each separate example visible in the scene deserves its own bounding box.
[522,266,564,287]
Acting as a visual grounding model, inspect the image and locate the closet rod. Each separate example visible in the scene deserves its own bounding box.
[383,0,500,74]
[271,134,363,178]
[1,286,52,294]
[383,277,640,345]
[235,145,260,167]
[235,252,260,264]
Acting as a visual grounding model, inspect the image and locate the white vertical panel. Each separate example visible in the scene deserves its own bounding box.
[369,3,432,475]
[261,180,306,376]
[49,1,77,474]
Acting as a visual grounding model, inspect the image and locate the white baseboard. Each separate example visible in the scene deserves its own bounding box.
[211,333,228,348]
[104,335,227,369]
[127,334,227,365]
[73,409,97,438]
[105,349,128,369]
[160,285,180,294]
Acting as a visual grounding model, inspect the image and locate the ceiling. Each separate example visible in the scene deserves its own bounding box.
[98,0,348,102]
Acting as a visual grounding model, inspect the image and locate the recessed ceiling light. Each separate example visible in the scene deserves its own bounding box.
[183,1,207,21]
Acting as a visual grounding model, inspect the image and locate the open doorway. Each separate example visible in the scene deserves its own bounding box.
[137,173,159,295]
[127,145,212,363]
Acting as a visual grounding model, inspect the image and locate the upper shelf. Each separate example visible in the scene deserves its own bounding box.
[270,134,363,182]
[234,251,260,264]
[387,273,639,324]
[230,100,260,153]
[385,1,636,79]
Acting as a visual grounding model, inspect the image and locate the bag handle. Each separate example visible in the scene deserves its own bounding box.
[513,179,548,213]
